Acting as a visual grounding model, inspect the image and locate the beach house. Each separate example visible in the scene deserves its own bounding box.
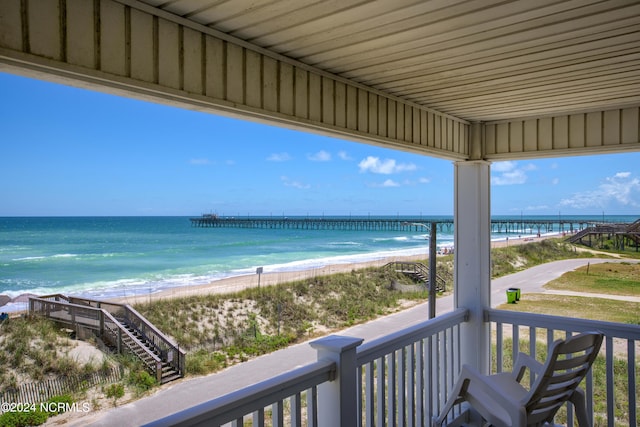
[1,1,639,425]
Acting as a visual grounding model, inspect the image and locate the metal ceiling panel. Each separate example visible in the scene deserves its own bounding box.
[143,0,640,122]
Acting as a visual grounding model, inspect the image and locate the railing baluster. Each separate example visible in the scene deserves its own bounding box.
[357,360,363,426]
[290,394,301,427]
[387,352,396,427]
[364,362,374,426]
[565,330,575,427]
[438,330,445,422]
[496,322,503,373]
[376,357,386,426]
[586,367,594,427]
[398,347,406,427]
[415,339,424,425]
[272,400,283,427]
[606,336,615,427]
[627,339,636,427]
[512,323,520,363]
[252,409,264,427]
[307,386,317,427]
[426,335,434,422]
[528,326,536,388]
[407,344,415,427]
[452,323,461,421]
[440,329,448,425]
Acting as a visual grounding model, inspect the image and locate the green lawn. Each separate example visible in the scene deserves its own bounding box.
[543,261,640,296]
[497,293,640,325]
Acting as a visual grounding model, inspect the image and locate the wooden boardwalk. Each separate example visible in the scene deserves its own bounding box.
[566,219,640,250]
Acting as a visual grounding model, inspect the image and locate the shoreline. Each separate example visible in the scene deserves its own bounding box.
[109,233,557,306]
[0,233,561,311]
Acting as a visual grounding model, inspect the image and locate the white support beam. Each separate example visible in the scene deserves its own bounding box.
[453,160,491,374]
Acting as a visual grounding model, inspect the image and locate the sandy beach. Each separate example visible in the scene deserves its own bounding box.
[111,234,557,306]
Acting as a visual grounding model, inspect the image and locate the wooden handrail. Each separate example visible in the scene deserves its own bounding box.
[29,297,165,382]
[68,296,186,377]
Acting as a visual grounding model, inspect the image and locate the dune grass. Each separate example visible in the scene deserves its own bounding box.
[0,316,109,390]
[134,267,429,374]
[132,238,618,376]
[490,238,600,278]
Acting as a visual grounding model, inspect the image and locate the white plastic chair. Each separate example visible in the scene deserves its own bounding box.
[433,331,603,427]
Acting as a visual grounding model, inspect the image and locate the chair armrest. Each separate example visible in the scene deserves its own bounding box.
[459,364,523,408]
[434,364,527,427]
[512,352,544,383]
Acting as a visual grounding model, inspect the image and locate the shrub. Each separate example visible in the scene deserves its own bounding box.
[128,370,156,392]
[104,383,125,405]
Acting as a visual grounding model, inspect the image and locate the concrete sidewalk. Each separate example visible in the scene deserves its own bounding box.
[82,258,633,426]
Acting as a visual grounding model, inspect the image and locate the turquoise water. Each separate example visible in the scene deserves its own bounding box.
[0,217,447,303]
[0,215,635,307]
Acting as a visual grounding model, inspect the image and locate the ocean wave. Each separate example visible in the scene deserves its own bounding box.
[326,241,362,246]
[245,247,430,274]
[3,248,431,302]
[11,252,125,263]
[12,253,79,262]
[12,256,48,261]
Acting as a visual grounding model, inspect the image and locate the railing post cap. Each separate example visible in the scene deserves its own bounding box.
[309,335,363,353]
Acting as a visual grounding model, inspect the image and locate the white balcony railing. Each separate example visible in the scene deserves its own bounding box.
[356,309,468,426]
[487,309,639,427]
[147,308,638,427]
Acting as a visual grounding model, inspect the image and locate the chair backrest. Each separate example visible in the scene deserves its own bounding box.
[525,331,603,425]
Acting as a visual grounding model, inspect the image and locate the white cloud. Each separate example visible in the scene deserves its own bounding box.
[491,161,536,185]
[308,150,331,161]
[358,156,417,174]
[418,177,431,184]
[492,161,516,172]
[560,171,640,209]
[367,179,400,188]
[267,152,292,162]
[190,158,211,165]
[338,151,352,160]
[524,205,550,211]
[492,169,527,185]
[280,176,310,189]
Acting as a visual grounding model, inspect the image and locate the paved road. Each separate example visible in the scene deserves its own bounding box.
[83,258,636,426]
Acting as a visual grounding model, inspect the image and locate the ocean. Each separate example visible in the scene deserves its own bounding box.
[0,215,635,310]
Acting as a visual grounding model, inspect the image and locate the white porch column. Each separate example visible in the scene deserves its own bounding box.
[454,160,491,374]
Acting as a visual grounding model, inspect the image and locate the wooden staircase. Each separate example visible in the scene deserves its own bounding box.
[117,318,182,384]
[385,261,448,292]
[28,295,185,385]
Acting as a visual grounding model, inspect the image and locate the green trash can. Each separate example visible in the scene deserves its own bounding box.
[511,287,521,301]
[506,289,518,304]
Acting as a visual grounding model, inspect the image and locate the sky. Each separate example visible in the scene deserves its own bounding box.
[1,71,639,217]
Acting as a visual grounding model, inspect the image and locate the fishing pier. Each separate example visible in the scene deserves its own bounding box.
[190,215,595,235]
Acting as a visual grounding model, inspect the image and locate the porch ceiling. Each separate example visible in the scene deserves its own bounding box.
[143,0,640,123]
